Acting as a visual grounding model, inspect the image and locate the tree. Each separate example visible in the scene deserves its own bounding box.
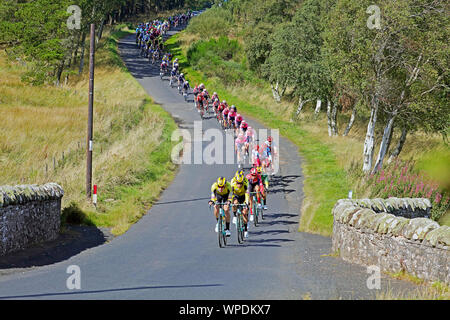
[323,0,449,173]
[265,0,339,135]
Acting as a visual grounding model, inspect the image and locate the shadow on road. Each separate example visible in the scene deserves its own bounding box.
[153,197,211,205]
[0,283,223,299]
[0,225,111,271]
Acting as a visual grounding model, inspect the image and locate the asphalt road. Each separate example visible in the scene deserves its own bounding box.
[0,25,417,300]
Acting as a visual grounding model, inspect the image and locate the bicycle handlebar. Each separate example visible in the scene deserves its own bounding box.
[209,201,230,207]
[229,203,247,207]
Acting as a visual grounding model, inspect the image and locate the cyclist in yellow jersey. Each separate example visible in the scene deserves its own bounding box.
[209,177,232,237]
[230,172,250,238]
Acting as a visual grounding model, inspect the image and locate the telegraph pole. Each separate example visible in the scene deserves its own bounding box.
[86,23,95,199]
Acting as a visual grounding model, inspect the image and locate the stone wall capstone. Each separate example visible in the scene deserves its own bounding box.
[332,198,449,284]
[0,183,64,256]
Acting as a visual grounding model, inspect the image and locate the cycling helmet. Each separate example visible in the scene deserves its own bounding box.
[222,100,226,104]
[235,169,244,177]
[241,122,248,129]
[256,166,262,174]
[213,92,217,95]
[217,177,226,187]
[236,174,244,184]
[267,136,273,143]
[180,73,184,76]
[250,167,258,176]
[231,105,236,110]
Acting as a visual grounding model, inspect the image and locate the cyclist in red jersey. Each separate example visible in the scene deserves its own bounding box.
[193,85,200,99]
[196,93,204,113]
[212,98,220,115]
[211,92,219,102]
[222,107,230,129]
[246,167,265,221]
[228,107,237,130]
[216,101,225,122]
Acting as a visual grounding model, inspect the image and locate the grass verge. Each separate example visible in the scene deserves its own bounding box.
[377,271,449,300]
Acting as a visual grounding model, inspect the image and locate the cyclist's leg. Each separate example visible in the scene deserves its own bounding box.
[238,196,248,232]
[248,184,255,215]
[255,185,261,204]
[223,198,231,231]
[213,204,219,220]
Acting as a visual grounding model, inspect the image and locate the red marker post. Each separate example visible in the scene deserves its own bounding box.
[93,184,98,207]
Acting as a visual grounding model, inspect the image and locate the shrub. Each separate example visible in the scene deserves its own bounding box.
[365,160,450,222]
[61,201,93,226]
[185,6,232,38]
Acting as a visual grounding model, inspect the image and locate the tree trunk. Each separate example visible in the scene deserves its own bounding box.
[271,82,281,103]
[97,19,105,43]
[331,102,338,136]
[362,102,379,173]
[372,112,396,173]
[343,105,357,136]
[295,96,311,116]
[72,31,82,68]
[314,99,322,117]
[78,31,87,74]
[55,59,65,87]
[387,127,408,164]
[326,100,332,136]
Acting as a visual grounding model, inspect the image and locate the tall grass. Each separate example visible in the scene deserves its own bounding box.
[0,25,178,235]
[185,6,234,38]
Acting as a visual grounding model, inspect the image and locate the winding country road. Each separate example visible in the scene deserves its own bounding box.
[0,25,417,300]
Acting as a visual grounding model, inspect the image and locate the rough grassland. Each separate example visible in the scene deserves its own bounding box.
[0,25,178,235]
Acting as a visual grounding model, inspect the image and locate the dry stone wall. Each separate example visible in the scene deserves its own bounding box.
[0,183,64,256]
[332,198,449,284]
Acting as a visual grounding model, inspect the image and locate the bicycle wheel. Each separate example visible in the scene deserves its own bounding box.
[238,213,244,244]
[252,200,258,227]
[261,203,265,220]
[222,214,227,246]
[218,213,225,248]
[236,212,242,244]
